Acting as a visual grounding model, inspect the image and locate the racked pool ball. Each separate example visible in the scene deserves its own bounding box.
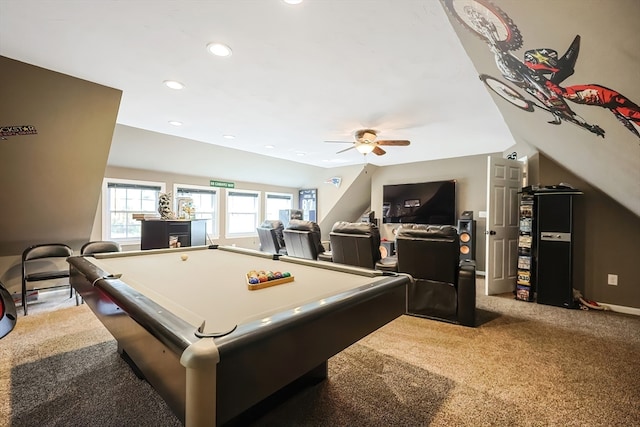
[282,272,291,278]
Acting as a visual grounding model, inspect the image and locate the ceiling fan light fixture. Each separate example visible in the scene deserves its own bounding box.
[355,143,375,154]
[360,132,377,143]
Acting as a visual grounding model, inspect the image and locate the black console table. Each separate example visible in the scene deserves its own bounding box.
[140,220,206,250]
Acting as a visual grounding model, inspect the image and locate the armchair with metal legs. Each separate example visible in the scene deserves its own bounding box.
[77,240,122,304]
[21,243,74,315]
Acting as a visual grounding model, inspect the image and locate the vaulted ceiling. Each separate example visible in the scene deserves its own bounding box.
[1,0,638,215]
[0,0,514,168]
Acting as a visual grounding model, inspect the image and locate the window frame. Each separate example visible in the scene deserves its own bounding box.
[173,183,220,240]
[225,189,261,238]
[264,191,294,222]
[102,177,166,244]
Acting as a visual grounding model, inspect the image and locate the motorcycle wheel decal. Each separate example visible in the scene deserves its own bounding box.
[444,0,523,51]
[480,74,534,112]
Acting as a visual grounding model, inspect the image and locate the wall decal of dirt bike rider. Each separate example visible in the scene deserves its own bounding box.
[524,45,640,138]
[443,0,640,139]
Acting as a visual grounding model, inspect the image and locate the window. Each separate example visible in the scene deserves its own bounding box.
[264,192,293,222]
[174,184,220,239]
[226,189,260,237]
[103,178,165,242]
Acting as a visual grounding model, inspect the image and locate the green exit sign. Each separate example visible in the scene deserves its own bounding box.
[210,180,235,188]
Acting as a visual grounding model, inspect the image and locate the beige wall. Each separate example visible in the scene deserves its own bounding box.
[0,56,121,297]
[96,166,302,251]
[0,56,121,256]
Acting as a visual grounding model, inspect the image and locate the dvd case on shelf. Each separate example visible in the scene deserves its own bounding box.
[515,192,535,302]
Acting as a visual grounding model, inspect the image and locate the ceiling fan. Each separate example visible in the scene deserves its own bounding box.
[326,129,410,156]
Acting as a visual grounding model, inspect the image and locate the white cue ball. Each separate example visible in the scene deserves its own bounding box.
[180,254,188,261]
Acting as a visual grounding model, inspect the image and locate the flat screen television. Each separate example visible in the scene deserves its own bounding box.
[382,180,456,225]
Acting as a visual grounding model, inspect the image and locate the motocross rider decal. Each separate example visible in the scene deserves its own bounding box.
[443,0,640,139]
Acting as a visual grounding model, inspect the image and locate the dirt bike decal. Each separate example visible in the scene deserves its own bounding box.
[443,0,640,139]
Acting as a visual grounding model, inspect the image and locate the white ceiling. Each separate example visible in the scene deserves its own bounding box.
[0,0,516,168]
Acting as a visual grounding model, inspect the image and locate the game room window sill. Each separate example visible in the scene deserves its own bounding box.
[224,232,258,239]
[108,237,141,246]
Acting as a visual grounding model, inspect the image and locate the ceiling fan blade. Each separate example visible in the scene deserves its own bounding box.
[372,146,386,156]
[336,145,356,154]
[377,139,410,146]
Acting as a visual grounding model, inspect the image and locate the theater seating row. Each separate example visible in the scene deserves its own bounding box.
[256,219,476,327]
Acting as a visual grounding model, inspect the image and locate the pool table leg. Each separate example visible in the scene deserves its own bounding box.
[302,361,328,383]
[181,339,221,427]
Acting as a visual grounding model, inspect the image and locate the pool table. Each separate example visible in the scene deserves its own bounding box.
[68,245,410,426]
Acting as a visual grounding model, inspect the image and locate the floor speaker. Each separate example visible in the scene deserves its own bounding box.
[458,219,476,261]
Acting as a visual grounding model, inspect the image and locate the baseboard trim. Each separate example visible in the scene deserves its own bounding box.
[600,303,640,317]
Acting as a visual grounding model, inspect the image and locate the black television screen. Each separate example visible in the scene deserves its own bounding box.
[383,180,456,225]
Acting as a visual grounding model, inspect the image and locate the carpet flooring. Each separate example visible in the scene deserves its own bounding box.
[1,284,639,426]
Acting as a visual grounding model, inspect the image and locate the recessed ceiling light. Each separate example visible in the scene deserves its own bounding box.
[168,120,183,126]
[207,43,233,57]
[284,0,303,4]
[264,145,275,149]
[296,152,306,156]
[222,134,235,139]
[163,80,184,90]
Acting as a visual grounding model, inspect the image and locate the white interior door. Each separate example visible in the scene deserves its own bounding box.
[485,156,522,295]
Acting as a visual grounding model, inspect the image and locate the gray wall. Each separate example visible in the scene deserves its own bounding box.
[371,154,491,271]
[528,152,640,309]
[318,164,378,240]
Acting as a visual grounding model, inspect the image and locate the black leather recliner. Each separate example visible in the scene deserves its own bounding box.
[257,220,286,255]
[282,219,325,260]
[396,224,476,327]
[329,221,396,271]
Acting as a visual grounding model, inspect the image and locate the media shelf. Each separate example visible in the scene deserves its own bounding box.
[515,186,582,307]
[516,192,535,302]
[140,219,206,250]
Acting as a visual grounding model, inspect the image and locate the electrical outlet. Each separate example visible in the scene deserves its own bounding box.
[607,274,618,286]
